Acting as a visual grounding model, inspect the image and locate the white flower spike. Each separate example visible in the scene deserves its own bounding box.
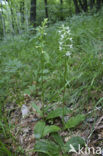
[58,25,73,54]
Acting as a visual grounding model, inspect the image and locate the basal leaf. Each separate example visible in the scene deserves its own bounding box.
[51,133,64,147]
[38,153,48,156]
[65,114,85,129]
[34,121,45,139]
[46,107,70,120]
[64,136,85,153]
[34,139,60,156]
[43,125,61,137]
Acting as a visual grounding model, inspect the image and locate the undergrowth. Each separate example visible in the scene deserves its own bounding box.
[0,11,103,155]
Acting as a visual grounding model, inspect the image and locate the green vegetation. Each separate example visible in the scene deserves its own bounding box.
[0,0,103,155]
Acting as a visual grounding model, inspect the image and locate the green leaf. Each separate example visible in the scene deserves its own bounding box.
[0,141,12,156]
[34,120,60,138]
[34,139,60,156]
[43,126,61,137]
[23,89,31,96]
[64,136,85,153]
[46,107,70,120]
[43,69,49,74]
[44,52,50,63]
[24,85,36,95]
[38,153,48,156]
[34,121,45,139]
[51,133,64,147]
[65,114,85,129]
[32,102,43,117]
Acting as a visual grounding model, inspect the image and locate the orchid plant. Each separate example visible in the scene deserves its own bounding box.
[58,24,73,124]
[35,19,48,119]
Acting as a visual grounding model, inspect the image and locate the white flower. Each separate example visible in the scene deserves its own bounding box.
[58,25,73,53]
[59,41,63,45]
[66,26,70,30]
[67,30,70,34]
[70,38,72,41]
[59,47,62,51]
[70,45,73,48]
[66,51,71,56]
[62,24,65,28]
[44,32,47,36]
[61,34,64,39]
[58,30,61,34]
[66,27,71,33]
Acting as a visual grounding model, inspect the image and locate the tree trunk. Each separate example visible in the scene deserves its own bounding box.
[30,0,36,26]
[7,0,15,34]
[44,0,48,19]
[60,0,63,20]
[89,0,95,9]
[0,3,6,37]
[73,0,80,14]
[96,0,102,10]
[20,1,24,23]
[78,0,88,12]
[83,0,88,12]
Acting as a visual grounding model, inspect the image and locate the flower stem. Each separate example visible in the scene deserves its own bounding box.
[62,56,67,125]
[41,51,45,120]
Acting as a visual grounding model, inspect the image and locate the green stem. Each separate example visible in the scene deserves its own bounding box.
[41,51,45,120]
[62,56,67,125]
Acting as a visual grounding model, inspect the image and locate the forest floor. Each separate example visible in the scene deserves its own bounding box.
[8,97,103,156]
